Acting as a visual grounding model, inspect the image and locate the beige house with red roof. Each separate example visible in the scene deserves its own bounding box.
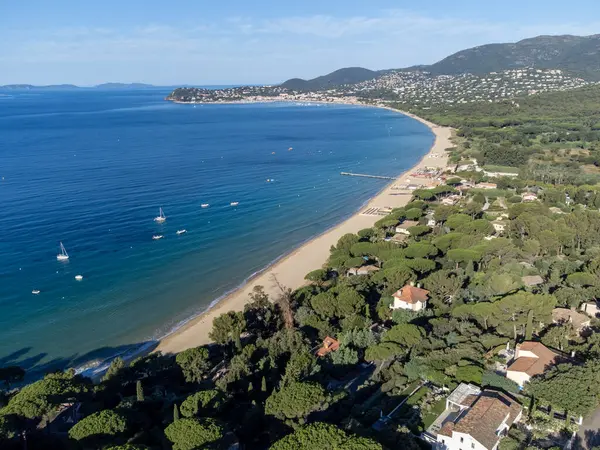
[432,384,522,450]
[505,342,560,387]
[315,336,340,357]
[391,284,429,311]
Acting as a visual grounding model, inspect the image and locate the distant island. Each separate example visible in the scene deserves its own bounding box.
[0,82,155,90]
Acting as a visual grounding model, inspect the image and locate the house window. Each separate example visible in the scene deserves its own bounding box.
[472,444,475,449]
[460,437,464,443]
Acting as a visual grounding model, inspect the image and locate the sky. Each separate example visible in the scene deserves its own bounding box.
[2,0,600,86]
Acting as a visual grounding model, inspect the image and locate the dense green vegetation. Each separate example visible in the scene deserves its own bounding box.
[412,84,600,186]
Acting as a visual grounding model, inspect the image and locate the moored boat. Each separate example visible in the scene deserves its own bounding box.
[154,207,166,223]
[57,242,69,261]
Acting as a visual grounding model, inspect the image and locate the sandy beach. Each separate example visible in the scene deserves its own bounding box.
[156,108,453,355]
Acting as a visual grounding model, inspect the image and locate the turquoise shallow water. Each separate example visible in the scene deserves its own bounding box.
[0,89,433,373]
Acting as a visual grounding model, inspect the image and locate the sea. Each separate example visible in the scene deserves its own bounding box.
[0,88,433,376]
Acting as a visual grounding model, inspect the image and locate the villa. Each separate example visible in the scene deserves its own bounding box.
[581,301,600,318]
[552,308,591,333]
[521,192,538,202]
[491,219,507,234]
[391,284,429,311]
[427,383,522,450]
[395,220,419,235]
[505,342,560,387]
[347,265,380,276]
[316,336,340,357]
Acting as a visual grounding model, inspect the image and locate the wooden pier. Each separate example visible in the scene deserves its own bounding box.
[341,172,395,180]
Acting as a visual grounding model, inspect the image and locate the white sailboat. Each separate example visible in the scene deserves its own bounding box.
[154,207,166,223]
[56,242,69,261]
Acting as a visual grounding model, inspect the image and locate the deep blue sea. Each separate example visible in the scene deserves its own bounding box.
[0,88,433,374]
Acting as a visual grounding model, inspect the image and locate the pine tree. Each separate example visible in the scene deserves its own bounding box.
[261,376,267,393]
[525,309,534,340]
[136,379,145,402]
[173,403,180,421]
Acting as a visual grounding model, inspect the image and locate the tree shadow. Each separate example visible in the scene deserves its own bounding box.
[0,340,159,383]
[584,429,600,449]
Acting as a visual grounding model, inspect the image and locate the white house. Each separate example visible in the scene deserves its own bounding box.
[491,219,506,234]
[395,220,419,235]
[391,284,429,311]
[522,192,538,202]
[435,385,522,450]
[347,265,380,276]
[581,301,600,318]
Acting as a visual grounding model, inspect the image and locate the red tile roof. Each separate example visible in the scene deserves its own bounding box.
[507,342,560,377]
[453,391,522,450]
[316,336,340,357]
[392,285,430,304]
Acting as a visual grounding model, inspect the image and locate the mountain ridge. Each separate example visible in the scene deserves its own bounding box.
[280,34,600,90]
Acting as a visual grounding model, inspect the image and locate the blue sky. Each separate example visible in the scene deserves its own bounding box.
[2,0,600,85]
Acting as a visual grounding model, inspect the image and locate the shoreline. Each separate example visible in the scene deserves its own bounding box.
[155,102,453,355]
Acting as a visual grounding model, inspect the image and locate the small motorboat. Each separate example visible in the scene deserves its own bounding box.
[176,229,187,235]
[154,207,166,223]
[32,290,40,295]
[75,275,83,281]
[201,203,210,208]
[57,242,69,261]
[230,202,239,206]
[152,235,164,240]
[288,147,293,151]
[271,152,276,155]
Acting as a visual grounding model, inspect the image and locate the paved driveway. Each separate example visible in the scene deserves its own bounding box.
[576,407,600,449]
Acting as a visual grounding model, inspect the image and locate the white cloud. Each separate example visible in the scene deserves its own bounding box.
[1,9,599,84]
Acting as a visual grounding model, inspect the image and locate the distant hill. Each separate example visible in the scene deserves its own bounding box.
[413,34,600,80]
[94,83,154,89]
[280,34,600,90]
[0,84,80,90]
[0,83,155,90]
[280,67,384,91]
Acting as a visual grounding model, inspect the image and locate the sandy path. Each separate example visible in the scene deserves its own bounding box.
[156,110,452,354]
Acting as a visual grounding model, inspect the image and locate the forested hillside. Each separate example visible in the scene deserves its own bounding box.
[411,34,600,80]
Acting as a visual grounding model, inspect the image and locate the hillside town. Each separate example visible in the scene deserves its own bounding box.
[167,68,594,107]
